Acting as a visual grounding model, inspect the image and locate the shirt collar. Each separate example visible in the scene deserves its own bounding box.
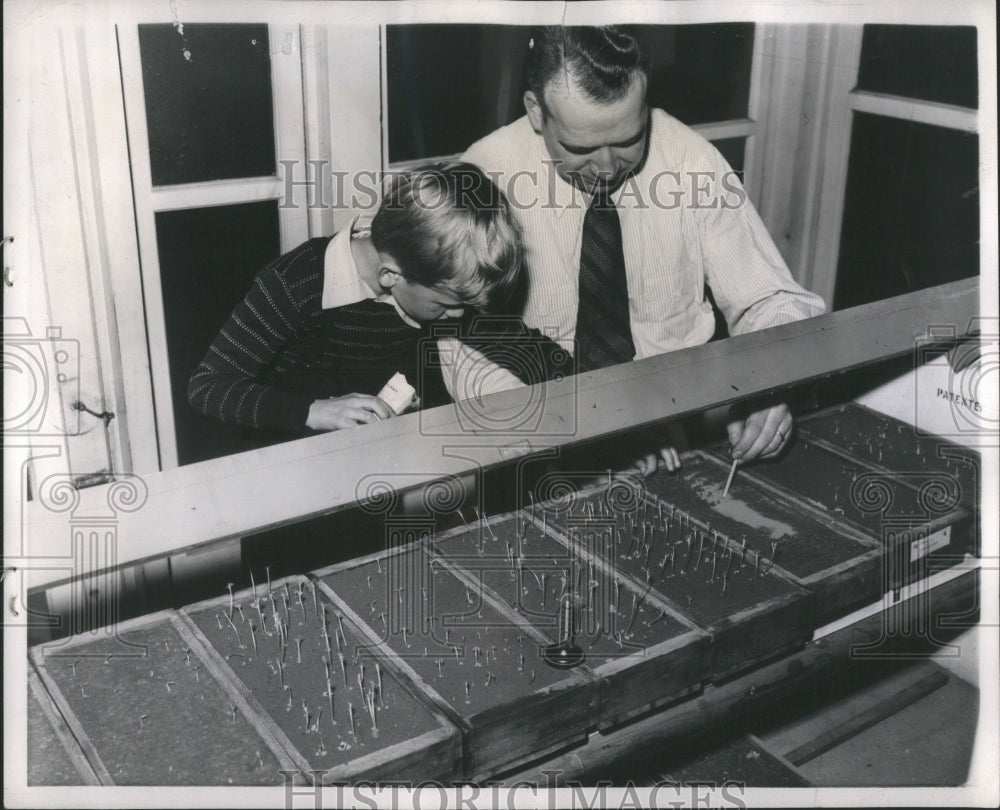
[322,216,419,328]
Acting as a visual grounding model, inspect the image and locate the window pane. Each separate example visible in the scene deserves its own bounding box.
[155,201,281,465]
[386,23,755,163]
[711,137,746,178]
[638,23,754,125]
[386,25,529,163]
[858,25,977,109]
[834,113,978,311]
[139,24,276,185]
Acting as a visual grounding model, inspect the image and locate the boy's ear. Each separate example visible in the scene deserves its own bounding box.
[524,90,544,132]
[377,262,403,289]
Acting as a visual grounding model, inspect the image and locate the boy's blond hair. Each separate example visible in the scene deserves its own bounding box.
[371,162,523,312]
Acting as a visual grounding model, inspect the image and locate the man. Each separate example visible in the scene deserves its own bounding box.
[462,26,825,468]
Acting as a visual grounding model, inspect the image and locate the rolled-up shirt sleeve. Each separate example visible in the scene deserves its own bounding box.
[695,148,826,335]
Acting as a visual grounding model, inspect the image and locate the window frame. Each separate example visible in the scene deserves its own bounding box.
[808,26,981,309]
[116,20,310,470]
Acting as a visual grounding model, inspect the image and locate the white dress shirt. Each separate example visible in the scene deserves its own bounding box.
[463,110,826,358]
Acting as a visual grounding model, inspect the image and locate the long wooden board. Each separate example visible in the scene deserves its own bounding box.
[25,279,978,589]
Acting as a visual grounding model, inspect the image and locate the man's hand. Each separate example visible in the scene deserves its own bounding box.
[727,402,793,462]
[306,394,394,431]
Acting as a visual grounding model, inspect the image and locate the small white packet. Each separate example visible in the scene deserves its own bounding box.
[377,372,417,415]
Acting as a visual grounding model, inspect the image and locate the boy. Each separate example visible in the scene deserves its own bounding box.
[188,162,570,436]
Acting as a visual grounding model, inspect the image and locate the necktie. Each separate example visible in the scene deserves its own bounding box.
[575,189,635,371]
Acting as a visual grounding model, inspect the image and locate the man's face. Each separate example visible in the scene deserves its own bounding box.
[526,72,649,194]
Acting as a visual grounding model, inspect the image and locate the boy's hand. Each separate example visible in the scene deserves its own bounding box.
[627,420,687,476]
[306,394,394,431]
[632,446,682,476]
[727,402,792,461]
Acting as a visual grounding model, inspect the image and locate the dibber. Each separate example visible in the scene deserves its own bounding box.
[722,458,739,498]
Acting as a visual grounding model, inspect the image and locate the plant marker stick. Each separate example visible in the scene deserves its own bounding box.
[723,458,739,498]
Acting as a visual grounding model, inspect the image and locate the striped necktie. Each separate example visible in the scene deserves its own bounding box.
[575,188,635,371]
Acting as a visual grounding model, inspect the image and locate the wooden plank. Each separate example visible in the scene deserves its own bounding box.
[27,666,102,786]
[782,668,949,766]
[654,732,812,787]
[25,278,979,588]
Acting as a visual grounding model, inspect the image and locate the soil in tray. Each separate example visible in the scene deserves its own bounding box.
[28,683,84,785]
[432,518,694,662]
[186,577,443,772]
[34,619,283,785]
[641,454,877,579]
[318,551,571,717]
[800,404,979,509]
[716,438,963,535]
[539,487,803,628]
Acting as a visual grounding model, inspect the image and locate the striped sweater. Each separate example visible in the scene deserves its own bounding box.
[188,237,572,432]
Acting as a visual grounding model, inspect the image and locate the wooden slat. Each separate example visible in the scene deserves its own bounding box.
[27,666,102,786]
[782,667,949,765]
[25,279,979,589]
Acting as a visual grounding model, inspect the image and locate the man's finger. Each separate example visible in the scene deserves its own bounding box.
[740,406,791,461]
[726,420,743,456]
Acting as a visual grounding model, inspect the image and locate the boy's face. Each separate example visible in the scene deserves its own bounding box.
[386,273,467,322]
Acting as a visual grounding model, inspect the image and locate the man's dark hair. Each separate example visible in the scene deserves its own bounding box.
[526,26,649,116]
